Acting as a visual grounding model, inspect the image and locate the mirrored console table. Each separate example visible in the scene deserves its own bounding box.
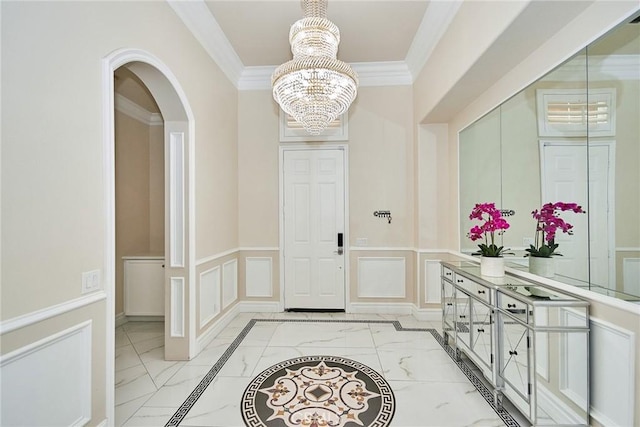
[441,261,590,426]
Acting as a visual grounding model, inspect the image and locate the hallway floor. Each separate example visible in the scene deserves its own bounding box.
[115,312,523,426]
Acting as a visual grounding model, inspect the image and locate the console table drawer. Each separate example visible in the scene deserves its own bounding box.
[442,266,454,281]
[455,274,491,304]
[499,293,529,322]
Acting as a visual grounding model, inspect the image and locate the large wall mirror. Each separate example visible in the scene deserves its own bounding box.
[460,11,640,302]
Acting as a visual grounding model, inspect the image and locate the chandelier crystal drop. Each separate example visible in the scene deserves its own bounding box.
[272,0,358,135]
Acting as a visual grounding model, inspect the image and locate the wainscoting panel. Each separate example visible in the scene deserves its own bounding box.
[246,257,273,297]
[589,316,635,427]
[424,260,442,303]
[199,266,220,328]
[170,277,185,337]
[623,257,640,295]
[222,259,238,309]
[0,321,92,426]
[357,257,406,298]
[169,132,185,268]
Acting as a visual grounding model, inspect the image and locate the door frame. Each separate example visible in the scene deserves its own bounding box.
[278,145,350,311]
[539,139,616,287]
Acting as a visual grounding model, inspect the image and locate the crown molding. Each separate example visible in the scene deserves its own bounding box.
[167,0,243,86]
[237,62,412,91]
[405,0,463,80]
[115,94,163,126]
[169,0,462,89]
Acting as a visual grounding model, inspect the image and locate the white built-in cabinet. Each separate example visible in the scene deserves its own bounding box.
[124,256,165,316]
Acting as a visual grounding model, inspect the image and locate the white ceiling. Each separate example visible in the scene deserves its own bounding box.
[204,1,430,66]
[168,0,462,88]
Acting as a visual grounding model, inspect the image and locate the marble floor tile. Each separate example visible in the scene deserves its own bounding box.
[123,406,178,427]
[139,347,186,388]
[115,391,155,427]
[370,324,442,350]
[389,380,504,426]
[115,327,131,348]
[268,322,375,348]
[143,365,213,408]
[115,364,157,406]
[179,376,251,427]
[238,322,279,347]
[377,347,469,383]
[216,345,265,377]
[113,314,518,427]
[115,344,143,372]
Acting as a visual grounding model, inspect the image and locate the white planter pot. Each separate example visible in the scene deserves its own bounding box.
[529,256,555,278]
[480,256,505,277]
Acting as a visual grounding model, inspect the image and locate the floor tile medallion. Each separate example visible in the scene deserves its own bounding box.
[241,355,395,427]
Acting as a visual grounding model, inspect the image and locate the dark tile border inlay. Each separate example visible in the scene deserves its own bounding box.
[164,318,520,427]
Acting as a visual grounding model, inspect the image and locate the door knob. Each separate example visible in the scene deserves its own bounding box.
[334,248,344,255]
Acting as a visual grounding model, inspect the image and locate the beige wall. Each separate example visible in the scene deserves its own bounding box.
[1,1,238,423]
[114,110,165,315]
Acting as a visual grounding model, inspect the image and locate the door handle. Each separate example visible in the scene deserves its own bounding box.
[335,233,344,255]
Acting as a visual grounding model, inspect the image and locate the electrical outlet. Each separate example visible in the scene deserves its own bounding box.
[82,269,102,294]
[355,237,368,246]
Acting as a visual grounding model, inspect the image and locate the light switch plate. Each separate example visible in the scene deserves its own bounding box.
[355,237,368,246]
[82,269,102,293]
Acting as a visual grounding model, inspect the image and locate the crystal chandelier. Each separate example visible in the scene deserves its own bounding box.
[272,0,359,135]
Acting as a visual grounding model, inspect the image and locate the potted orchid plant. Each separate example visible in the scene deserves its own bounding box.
[525,201,586,277]
[467,202,512,277]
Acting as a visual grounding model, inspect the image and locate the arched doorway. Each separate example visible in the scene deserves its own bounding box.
[103,49,196,423]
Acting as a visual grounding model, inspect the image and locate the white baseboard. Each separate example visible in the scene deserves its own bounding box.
[411,307,441,322]
[95,419,108,427]
[193,301,282,355]
[115,312,127,328]
[348,302,414,315]
[538,382,584,425]
[237,301,281,313]
[195,304,242,354]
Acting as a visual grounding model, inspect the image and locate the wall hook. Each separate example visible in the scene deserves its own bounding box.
[374,210,392,224]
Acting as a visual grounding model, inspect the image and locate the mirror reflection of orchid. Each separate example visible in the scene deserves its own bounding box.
[467,202,512,257]
[526,202,586,258]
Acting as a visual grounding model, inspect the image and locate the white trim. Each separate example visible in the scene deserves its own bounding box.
[349,246,417,252]
[405,0,463,79]
[114,93,163,126]
[351,61,412,86]
[114,312,127,328]
[95,420,108,427]
[198,266,221,329]
[279,145,350,313]
[103,47,197,427]
[169,132,185,268]
[348,302,414,315]
[195,302,241,353]
[222,259,238,310]
[357,257,406,298]
[170,277,185,337]
[617,247,640,251]
[195,248,238,266]
[411,306,442,322]
[238,247,280,252]
[0,320,92,427]
[537,382,585,425]
[589,316,636,427]
[167,0,243,86]
[121,255,164,261]
[0,291,106,335]
[237,301,281,313]
[245,257,273,298]
[238,61,412,91]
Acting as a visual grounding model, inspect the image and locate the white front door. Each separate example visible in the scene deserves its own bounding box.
[540,141,613,287]
[283,148,346,309]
